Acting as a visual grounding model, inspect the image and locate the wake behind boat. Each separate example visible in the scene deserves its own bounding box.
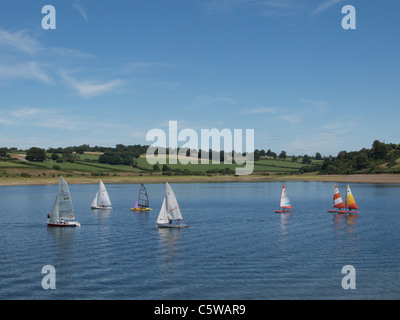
[156,182,188,228]
[91,180,112,209]
[275,184,293,213]
[47,176,80,227]
[131,183,152,212]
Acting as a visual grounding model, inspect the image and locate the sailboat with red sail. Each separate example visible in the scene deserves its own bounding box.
[328,184,359,214]
[275,184,292,213]
[327,184,347,213]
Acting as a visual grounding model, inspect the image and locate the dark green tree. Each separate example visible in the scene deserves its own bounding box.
[26,147,46,162]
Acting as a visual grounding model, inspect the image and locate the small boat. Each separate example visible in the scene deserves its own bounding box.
[275,184,292,213]
[156,182,188,228]
[327,184,347,213]
[344,185,359,214]
[91,180,112,209]
[131,183,152,211]
[47,176,80,227]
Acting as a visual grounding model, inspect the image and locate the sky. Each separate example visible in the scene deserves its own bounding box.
[0,0,399,156]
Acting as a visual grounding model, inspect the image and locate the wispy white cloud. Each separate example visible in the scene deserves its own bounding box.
[0,29,41,54]
[300,98,328,111]
[73,2,88,20]
[311,0,345,16]
[0,107,131,132]
[202,0,302,16]
[60,70,124,98]
[241,106,280,114]
[279,114,302,124]
[0,61,53,84]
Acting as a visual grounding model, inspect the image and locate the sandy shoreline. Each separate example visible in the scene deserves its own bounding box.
[1,173,400,186]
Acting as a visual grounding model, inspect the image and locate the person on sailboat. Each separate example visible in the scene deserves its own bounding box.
[47,213,50,219]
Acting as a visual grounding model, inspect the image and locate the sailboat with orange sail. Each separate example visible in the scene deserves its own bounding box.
[328,184,359,214]
[344,184,359,214]
[327,184,347,213]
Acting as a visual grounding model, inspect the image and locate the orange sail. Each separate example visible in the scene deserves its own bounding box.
[332,184,345,208]
[345,185,359,210]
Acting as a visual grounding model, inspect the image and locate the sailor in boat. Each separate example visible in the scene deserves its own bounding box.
[60,218,65,224]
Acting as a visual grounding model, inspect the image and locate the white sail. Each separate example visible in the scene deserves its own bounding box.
[50,194,60,223]
[56,176,75,220]
[98,180,112,207]
[157,197,169,224]
[279,184,292,209]
[166,182,182,220]
[91,192,98,208]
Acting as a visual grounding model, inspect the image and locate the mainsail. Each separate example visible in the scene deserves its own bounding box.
[98,180,112,207]
[91,180,112,208]
[166,182,183,220]
[51,176,75,221]
[345,185,359,210]
[137,183,150,208]
[332,184,345,208]
[279,184,292,209]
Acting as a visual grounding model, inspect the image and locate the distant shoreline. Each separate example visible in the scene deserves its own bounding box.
[1,173,400,186]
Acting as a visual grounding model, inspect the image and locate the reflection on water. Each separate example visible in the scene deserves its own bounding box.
[279,212,292,236]
[157,228,184,284]
[1,181,400,299]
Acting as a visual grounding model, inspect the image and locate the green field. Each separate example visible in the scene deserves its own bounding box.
[1,153,322,178]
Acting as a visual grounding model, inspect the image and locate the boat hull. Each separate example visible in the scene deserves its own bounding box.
[91,206,112,209]
[275,210,292,213]
[131,208,152,211]
[156,223,189,228]
[47,220,80,227]
[328,209,359,214]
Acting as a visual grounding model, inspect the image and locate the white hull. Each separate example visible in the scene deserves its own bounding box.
[157,223,189,229]
[91,205,112,209]
[47,219,80,227]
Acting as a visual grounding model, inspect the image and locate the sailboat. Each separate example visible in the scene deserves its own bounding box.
[91,180,112,209]
[156,182,188,228]
[47,176,80,227]
[327,184,347,213]
[131,183,152,211]
[344,185,359,214]
[275,184,293,213]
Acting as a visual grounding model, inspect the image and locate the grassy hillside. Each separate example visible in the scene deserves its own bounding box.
[0,151,322,184]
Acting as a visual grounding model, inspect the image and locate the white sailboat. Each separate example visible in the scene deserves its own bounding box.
[156,182,188,228]
[91,180,112,209]
[275,184,293,213]
[47,176,80,227]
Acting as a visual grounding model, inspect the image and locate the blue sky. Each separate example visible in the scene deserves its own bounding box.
[0,0,399,156]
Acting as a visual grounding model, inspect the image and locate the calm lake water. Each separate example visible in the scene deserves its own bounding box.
[0,181,399,300]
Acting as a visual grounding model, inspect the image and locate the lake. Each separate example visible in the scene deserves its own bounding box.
[0,181,399,300]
